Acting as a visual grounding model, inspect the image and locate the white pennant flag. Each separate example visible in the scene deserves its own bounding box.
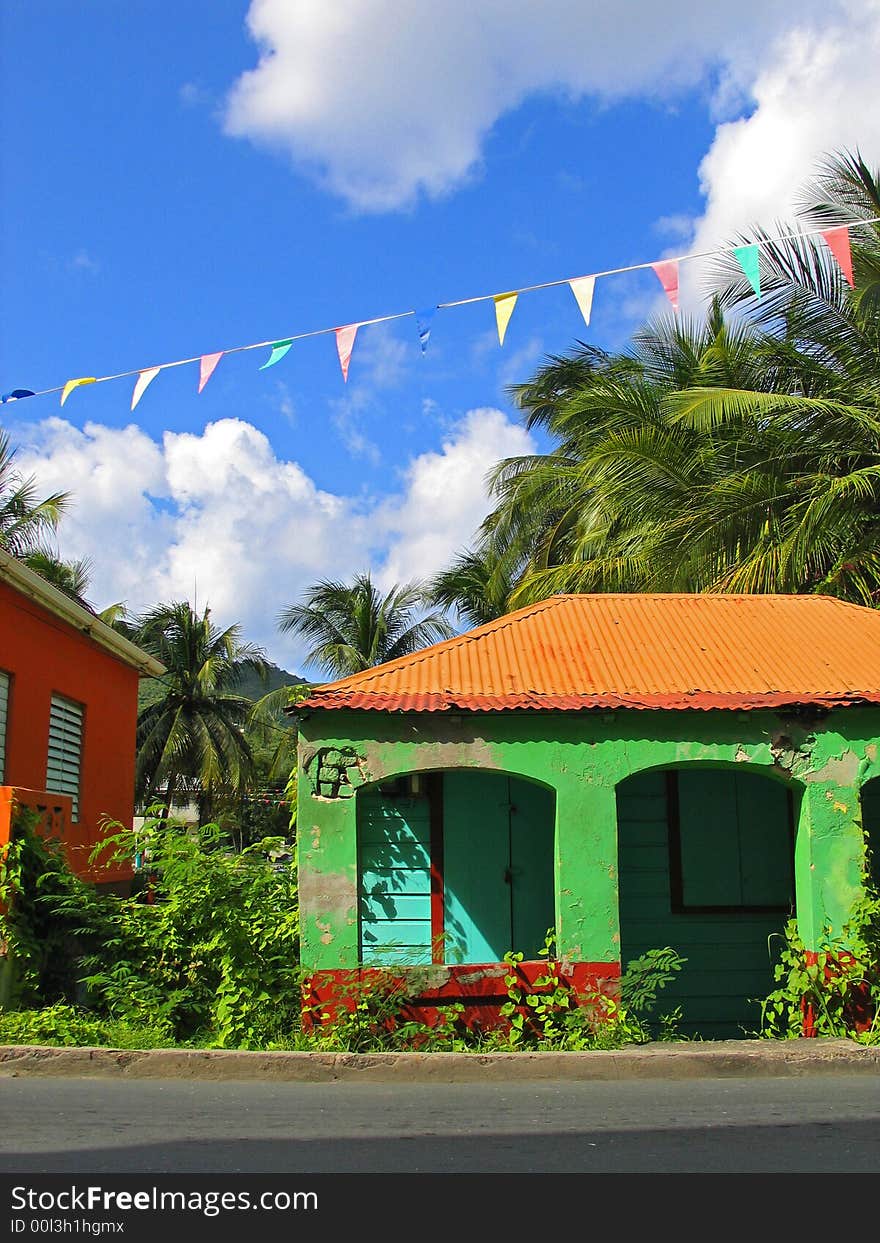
[131,367,161,411]
[569,276,596,327]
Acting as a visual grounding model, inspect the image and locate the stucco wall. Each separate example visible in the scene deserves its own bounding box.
[0,579,140,881]
[296,705,880,972]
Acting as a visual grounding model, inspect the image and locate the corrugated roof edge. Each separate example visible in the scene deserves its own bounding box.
[296,690,880,713]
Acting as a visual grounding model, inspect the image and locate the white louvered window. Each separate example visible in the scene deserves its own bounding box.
[0,671,9,784]
[46,694,84,821]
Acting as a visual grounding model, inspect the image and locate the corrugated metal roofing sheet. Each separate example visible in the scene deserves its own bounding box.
[297,593,880,713]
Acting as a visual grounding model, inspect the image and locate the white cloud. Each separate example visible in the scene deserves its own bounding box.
[13,410,533,674]
[677,2,880,304]
[223,0,829,212]
[374,407,533,588]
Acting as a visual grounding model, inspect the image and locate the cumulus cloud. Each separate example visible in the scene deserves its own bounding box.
[680,2,880,303]
[374,407,533,588]
[13,411,533,673]
[223,0,829,212]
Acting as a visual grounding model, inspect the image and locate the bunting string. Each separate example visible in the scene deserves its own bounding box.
[2,216,877,408]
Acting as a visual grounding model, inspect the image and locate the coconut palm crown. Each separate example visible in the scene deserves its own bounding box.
[278,572,455,680]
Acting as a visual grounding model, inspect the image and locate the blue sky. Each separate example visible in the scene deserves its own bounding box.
[2,1,879,675]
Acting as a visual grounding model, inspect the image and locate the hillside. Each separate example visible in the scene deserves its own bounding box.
[138,661,310,710]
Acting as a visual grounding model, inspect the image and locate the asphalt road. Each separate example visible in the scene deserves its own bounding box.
[2,1073,880,1174]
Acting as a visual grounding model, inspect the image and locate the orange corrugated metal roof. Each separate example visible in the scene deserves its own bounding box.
[296,593,880,713]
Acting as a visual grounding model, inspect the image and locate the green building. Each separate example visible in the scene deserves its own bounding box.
[293,593,880,1038]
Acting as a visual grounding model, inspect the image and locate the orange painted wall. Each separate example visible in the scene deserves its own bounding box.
[0,580,140,883]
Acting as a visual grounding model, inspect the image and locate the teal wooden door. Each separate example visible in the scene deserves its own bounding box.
[443,772,554,964]
[358,792,433,965]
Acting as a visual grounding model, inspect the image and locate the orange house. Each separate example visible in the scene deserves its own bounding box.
[0,549,165,887]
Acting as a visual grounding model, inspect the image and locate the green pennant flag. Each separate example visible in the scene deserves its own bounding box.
[734,244,761,300]
[260,340,293,370]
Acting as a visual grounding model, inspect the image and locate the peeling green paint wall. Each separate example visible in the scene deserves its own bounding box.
[295,706,880,973]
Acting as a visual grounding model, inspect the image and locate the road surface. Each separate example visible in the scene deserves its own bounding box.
[2,1073,879,1174]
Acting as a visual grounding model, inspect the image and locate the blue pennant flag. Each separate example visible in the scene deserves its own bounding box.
[415,307,436,354]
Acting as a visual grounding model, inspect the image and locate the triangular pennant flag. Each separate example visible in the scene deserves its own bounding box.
[734,244,762,299]
[568,277,596,327]
[198,351,223,393]
[821,226,855,288]
[651,260,679,311]
[494,292,518,346]
[60,377,96,406]
[131,366,161,412]
[259,340,293,370]
[335,324,358,382]
[415,307,435,354]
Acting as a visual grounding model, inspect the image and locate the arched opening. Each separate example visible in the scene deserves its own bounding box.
[616,765,797,1039]
[357,770,556,966]
[859,776,880,890]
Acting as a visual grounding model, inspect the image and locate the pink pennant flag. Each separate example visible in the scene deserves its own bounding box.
[335,324,358,383]
[821,226,855,288]
[131,366,161,412]
[198,351,223,393]
[651,260,679,311]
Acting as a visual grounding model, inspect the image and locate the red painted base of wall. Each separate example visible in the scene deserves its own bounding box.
[801,949,875,1037]
[301,959,622,1035]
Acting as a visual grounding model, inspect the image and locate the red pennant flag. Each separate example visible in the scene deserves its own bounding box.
[335,324,358,383]
[821,226,854,288]
[651,260,679,311]
[198,352,223,393]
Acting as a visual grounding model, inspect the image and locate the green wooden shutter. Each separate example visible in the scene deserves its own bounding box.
[46,694,84,820]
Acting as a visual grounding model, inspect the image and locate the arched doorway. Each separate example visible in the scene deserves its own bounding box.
[616,766,796,1039]
[357,770,555,966]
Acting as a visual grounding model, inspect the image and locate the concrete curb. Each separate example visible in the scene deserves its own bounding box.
[1,1039,879,1082]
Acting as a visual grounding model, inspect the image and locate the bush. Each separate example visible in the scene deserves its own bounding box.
[1,809,302,1049]
[0,1003,171,1050]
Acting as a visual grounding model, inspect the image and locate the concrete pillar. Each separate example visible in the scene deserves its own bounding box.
[554,778,619,964]
[795,780,865,951]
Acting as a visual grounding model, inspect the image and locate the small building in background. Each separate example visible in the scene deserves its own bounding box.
[0,549,165,888]
[294,593,880,1040]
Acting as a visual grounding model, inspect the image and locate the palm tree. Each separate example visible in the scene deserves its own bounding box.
[427,546,525,627]
[278,572,455,679]
[442,147,880,610]
[24,550,130,628]
[24,551,93,604]
[134,601,269,818]
[0,429,68,557]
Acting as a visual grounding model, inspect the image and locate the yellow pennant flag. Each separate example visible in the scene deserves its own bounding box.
[60,377,97,406]
[493,292,518,346]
